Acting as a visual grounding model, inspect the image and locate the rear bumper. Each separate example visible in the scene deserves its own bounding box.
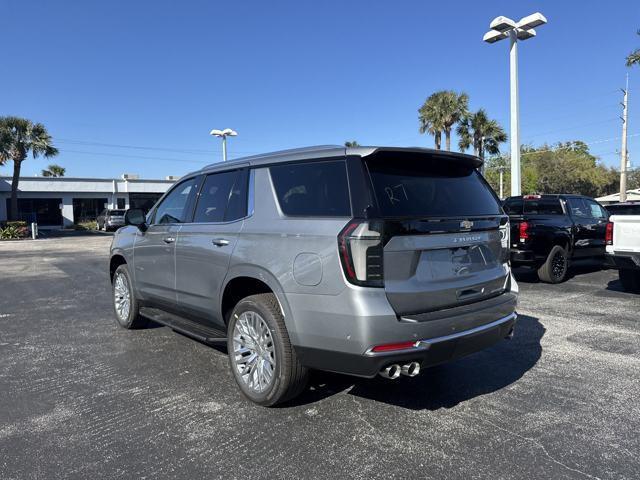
[296,313,516,378]
[605,253,640,270]
[510,248,541,266]
[287,282,518,378]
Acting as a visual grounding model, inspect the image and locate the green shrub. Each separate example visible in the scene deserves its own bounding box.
[0,225,23,239]
[72,221,98,231]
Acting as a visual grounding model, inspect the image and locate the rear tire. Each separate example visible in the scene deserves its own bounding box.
[227,293,308,406]
[619,269,640,293]
[537,245,568,283]
[112,264,147,329]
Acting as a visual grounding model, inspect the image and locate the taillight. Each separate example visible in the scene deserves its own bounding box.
[499,219,510,263]
[605,221,613,245]
[338,219,384,287]
[519,221,529,242]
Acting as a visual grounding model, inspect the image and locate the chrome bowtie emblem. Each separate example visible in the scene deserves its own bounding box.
[460,220,474,230]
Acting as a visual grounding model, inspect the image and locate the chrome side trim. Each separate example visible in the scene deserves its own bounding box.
[364,313,517,357]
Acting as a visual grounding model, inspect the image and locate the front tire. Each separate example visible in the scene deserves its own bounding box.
[227,293,308,406]
[619,269,640,293]
[538,245,568,283]
[112,264,147,329]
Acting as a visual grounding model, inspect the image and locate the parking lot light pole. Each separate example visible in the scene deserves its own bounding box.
[210,128,238,162]
[483,12,547,197]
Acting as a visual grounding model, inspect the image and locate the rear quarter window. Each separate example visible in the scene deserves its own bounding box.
[365,155,501,217]
[269,160,351,217]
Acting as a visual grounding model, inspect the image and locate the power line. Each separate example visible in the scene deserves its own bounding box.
[523,117,620,141]
[55,138,262,156]
[519,132,640,157]
[60,149,212,164]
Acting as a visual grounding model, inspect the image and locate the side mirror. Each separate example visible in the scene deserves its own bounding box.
[125,209,147,231]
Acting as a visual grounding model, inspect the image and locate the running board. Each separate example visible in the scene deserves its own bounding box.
[139,307,227,344]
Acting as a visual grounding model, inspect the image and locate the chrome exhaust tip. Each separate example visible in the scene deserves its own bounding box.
[401,362,421,377]
[379,364,401,380]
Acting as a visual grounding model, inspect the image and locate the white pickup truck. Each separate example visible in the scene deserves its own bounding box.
[606,215,640,293]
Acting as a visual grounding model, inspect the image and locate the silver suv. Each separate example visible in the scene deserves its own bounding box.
[109,146,518,406]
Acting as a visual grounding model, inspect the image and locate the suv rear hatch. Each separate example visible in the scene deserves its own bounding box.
[355,151,509,316]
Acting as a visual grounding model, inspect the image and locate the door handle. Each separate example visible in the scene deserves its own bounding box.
[212,238,230,247]
[163,237,175,244]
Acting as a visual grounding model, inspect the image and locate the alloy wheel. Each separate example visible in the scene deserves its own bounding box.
[114,272,131,321]
[552,251,566,280]
[233,311,276,393]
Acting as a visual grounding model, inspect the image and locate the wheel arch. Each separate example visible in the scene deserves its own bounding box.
[220,266,297,342]
[109,254,128,283]
[553,231,572,255]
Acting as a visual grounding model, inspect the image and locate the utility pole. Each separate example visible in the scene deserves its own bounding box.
[620,74,629,203]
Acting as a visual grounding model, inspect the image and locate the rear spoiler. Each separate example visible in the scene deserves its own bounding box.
[348,146,483,169]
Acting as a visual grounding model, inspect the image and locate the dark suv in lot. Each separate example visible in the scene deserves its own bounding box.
[109,146,518,405]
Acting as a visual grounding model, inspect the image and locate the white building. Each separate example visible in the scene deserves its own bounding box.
[0,175,176,228]
[595,189,640,205]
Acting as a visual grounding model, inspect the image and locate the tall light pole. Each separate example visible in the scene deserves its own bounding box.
[210,128,238,162]
[483,12,547,197]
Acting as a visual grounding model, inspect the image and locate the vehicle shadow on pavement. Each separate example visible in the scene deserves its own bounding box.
[513,262,604,284]
[605,278,637,295]
[290,314,545,410]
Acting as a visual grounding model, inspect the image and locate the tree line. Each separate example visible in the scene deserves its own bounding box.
[483,141,639,198]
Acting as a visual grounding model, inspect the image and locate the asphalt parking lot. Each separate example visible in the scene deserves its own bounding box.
[1,234,638,479]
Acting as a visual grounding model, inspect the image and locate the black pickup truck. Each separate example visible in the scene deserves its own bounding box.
[503,194,609,283]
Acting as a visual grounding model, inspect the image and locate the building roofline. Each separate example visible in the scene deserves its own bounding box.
[0,176,175,183]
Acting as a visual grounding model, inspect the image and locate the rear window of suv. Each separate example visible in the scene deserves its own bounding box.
[504,198,564,215]
[270,160,351,217]
[365,155,501,217]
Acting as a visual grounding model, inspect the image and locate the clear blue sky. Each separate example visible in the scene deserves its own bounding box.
[1,0,639,179]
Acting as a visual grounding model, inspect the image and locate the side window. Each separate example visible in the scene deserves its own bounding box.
[269,160,351,217]
[225,169,249,221]
[153,178,197,224]
[567,198,589,219]
[586,200,607,219]
[193,170,247,223]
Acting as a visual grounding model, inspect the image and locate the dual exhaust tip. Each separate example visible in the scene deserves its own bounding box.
[379,362,420,379]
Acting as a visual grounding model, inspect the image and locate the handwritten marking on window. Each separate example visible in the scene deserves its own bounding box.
[384,184,408,204]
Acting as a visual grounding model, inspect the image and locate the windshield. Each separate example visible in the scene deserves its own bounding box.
[365,155,501,217]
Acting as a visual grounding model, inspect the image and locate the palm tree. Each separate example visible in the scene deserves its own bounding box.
[439,91,469,151]
[457,109,507,165]
[344,140,360,147]
[626,30,640,67]
[0,117,58,220]
[42,164,66,177]
[418,92,444,150]
[419,90,469,151]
